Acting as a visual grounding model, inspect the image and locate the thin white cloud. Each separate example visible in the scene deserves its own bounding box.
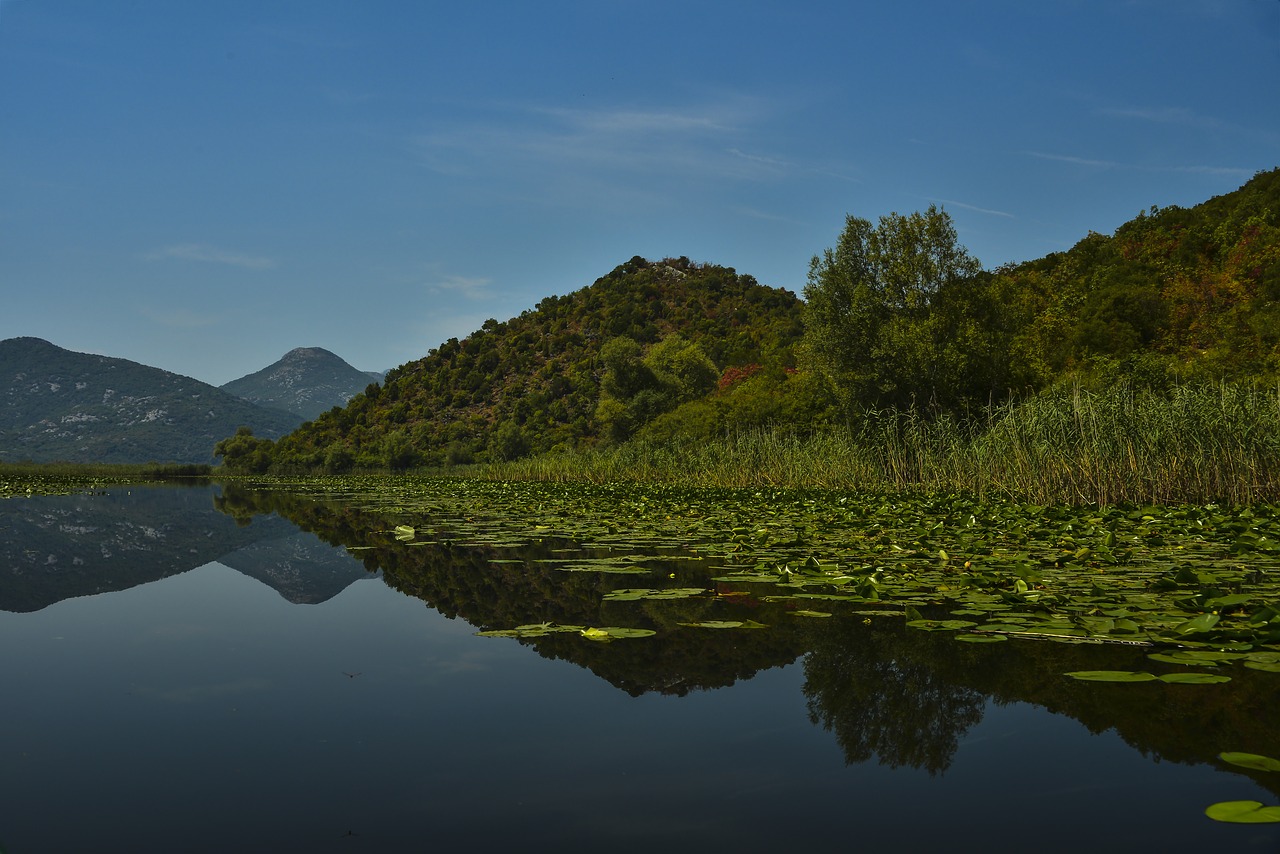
[533,105,737,135]
[1023,151,1121,169]
[1168,164,1255,178]
[145,243,277,270]
[1023,151,1251,178]
[726,147,792,172]
[1099,105,1219,128]
[427,274,493,301]
[929,198,1016,219]
[414,96,781,186]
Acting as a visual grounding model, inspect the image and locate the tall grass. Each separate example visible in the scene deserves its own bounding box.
[474,383,1280,505]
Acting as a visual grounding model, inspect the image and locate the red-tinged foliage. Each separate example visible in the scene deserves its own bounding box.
[718,363,762,391]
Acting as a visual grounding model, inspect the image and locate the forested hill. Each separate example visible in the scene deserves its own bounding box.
[237,257,805,471]
[990,167,1280,388]
[798,168,1280,414]
[219,170,1280,474]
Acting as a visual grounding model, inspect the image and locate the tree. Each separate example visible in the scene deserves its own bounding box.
[213,426,274,473]
[595,334,721,442]
[643,334,718,402]
[802,205,982,411]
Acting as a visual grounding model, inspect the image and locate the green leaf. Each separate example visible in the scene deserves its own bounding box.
[906,619,978,632]
[1064,670,1158,682]
[580,626,657,641]
[1244,660,1280,672]
[1219,752,1280,773]
[1205,801,1280,823]
[955,633,1008,643]
[1157,672,1231,684]
[476,622,584,639]
[1174,613,1220,635]
[1204,593,1255,609]
[600,626,657,638]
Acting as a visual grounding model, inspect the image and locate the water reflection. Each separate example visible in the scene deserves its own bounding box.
[0,484,367,612]
[803,618,986,774]
[216,484,1280,797]
[2,485,1279,852]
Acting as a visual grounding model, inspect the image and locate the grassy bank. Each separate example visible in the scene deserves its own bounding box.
[473,384,1280,505]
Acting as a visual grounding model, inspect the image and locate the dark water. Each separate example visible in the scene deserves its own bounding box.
[1,485,1278,853]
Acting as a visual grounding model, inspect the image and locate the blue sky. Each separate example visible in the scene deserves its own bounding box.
[2,1,1278,385]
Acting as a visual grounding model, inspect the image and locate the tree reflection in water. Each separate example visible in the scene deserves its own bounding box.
[802,618,985,774]
[216,482,1280,795]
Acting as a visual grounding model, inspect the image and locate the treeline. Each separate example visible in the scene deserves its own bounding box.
[802,168,1280,415]
[217,168,1280,484]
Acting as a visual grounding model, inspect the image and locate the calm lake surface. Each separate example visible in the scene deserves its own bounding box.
[2,484,1278,853]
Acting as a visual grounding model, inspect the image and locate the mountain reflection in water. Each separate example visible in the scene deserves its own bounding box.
[0,483,1276,852]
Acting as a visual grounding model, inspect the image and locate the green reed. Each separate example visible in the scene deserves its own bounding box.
[476,383,1280,505]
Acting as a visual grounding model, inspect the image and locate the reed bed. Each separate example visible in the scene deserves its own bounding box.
[475,384,1280,505]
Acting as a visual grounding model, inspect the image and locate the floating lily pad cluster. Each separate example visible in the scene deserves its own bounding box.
[1207,753,1280,823]
[243,475,1280,659]
[474,622,656,642]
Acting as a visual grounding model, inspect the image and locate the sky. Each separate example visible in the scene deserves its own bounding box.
[2,1,1278,386]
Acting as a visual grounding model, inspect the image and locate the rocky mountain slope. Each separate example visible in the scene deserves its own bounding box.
[0,337,301,464]
[220,346,383,421]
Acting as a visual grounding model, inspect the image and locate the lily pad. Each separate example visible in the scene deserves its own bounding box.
[1244,660,1280,673]
[1157,672,1231,684]
[1219,752,1280,773]
[1205,801,1280,823]
[476,622,584,639]
[602,587,706,601]
[955,633,1008,643]
[906,619,979,632]
[580,626,657,641]
[1064,670,1158,682]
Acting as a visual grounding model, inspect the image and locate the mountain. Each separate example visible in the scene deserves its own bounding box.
[253,256,809,471]
[0,337,302,464]
[220,346,383,421]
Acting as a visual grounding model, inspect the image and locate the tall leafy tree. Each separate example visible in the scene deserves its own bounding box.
[803,205,983,411]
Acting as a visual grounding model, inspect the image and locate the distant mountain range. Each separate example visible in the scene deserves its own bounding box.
[219,346,384,421]
[0,337,378,464]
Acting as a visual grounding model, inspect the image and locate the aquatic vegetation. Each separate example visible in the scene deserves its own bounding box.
[224,475,1280,671]
[1206,752,1280,824]
[0,463,210,498]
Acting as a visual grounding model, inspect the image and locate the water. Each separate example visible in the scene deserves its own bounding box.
[1,484,1278,853]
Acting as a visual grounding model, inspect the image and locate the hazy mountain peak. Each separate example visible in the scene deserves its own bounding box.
[221,347,382,421]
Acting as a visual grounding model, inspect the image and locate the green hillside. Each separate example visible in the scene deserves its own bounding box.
[993,166,1280,389]
[220,170,1280,477]
[238,257,807,472]
[799,168,1280,416]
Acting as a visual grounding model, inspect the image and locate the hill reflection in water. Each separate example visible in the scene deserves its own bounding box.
[0,484,1276,852]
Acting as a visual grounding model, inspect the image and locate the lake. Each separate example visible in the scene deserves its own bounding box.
[2,482,1279,853]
